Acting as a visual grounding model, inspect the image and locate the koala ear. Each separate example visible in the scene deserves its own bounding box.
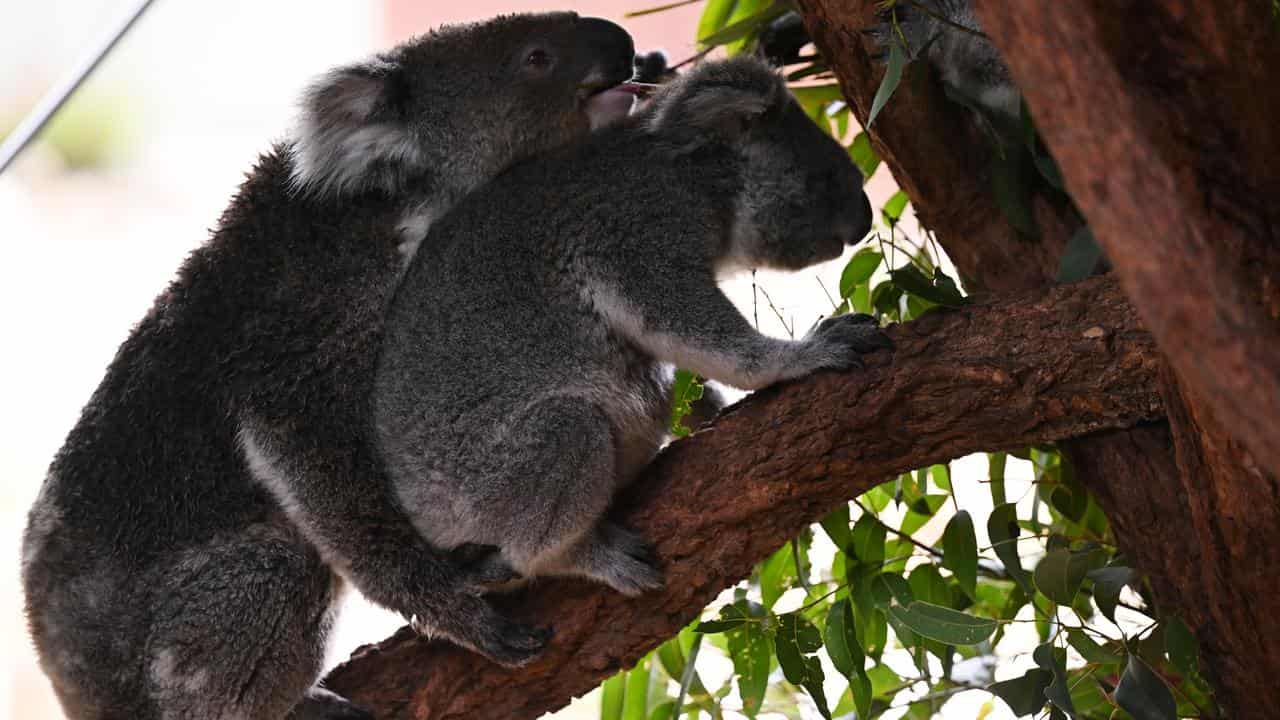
[647,85,772,145]
[290,59,421,196]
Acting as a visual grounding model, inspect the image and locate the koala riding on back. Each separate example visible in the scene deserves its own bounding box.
[375,57,889,618]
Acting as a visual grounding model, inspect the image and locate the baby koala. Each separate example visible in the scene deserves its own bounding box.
[374,57,886,605]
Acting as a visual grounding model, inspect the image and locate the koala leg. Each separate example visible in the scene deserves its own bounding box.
[487,397,662,596]
[144,522,367,720]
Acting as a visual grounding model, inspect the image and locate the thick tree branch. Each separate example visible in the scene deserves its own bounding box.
[324,276,1160,719]
[972,0,1280,471]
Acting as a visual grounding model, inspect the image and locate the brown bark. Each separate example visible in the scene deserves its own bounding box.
[971,4,1280,716]
[972,0,1280,517]
[325,277,1160,719]
[796,0,1280,715]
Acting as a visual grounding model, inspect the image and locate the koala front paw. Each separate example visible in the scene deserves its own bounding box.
[450,543,524,593]
[807,313,892,371]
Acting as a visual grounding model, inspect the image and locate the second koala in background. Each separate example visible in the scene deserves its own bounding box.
[375,57,888,603]
[867,0,1018,121]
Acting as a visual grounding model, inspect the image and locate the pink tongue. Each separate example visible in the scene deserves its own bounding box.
[585,86,637,129]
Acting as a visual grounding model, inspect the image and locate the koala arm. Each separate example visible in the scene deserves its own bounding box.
[588,266,886,391]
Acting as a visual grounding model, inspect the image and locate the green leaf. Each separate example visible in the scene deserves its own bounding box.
[1164,616,1199,678]
[697,1,786,48]
[900,494,948,536]
[848,666,873,720]
[1115,655,1178,720]
[601,672,626,720]
[696,603,751,633]
[696,0,739,42]
[1086,565,1134,623]
[727,621,770,717]
[988,668,1053,717]
[942,510,978,598]
[801,655,832,719]
[987,503,1031,592]
[824,599,863,676]
[789,84,846,108]
[819,504,852,552]
[622,660,650,720]
[988,452,1008,505]
[646,702,674,720]
[871,280,904,317]
[868,40,905,127]
[839,249,883,298]
[1034,549,1092,606]
[1066,629,1123,666]
[777,612,822,653]
[881,189,910,225]
[1033,643,1077,719]
[886,601,997,646]
[1057,225,1102,283]
[848,131,881,179]
[850,513,886,566]
[871,572,914,609]
[889,265,966,307]
[759,543,797,609]
[907,564,950,607]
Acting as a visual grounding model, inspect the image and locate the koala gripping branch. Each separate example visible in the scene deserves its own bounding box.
[325,275,1160,719]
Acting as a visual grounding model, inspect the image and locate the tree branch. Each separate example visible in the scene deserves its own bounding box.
[324,276,1161,719]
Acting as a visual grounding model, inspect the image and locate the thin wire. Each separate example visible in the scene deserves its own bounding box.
[0,0,158,175]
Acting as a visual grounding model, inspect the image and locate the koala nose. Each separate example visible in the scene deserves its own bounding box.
[848,192,873,245]
[579,17,637,84]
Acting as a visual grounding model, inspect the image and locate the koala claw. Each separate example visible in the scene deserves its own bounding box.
[811,314,892,369]
[595,523,664,597]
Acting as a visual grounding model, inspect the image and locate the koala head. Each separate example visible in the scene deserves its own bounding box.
[642,57,873,272]
[292,12,636,197]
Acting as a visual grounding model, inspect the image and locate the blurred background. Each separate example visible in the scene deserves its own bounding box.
[0,1,1015,719]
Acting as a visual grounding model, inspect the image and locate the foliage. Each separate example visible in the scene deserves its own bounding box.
[601,2,1221,718]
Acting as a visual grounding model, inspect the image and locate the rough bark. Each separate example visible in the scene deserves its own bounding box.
[795,0,1280,715]
[325,277,1160,719]
[972,0,1280,512]
[970,4,1280,716]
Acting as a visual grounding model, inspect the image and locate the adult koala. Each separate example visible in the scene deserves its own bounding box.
[375,57,885,609]
[22,13,635,720]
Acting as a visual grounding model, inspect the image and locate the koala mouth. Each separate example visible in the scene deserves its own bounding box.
[583,82,644,129]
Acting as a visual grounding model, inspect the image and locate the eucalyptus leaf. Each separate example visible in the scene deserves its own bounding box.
[1034,549,1091,606]
[1115,654,1177,720]
[886,601,997,646]
[849,131,881,179]
[1032,643,1077,719]
[988,502,1031,592]
[727,622,770,717]
[1087,565,1134,623]
[988,668,1053,717]
[839,249,883,298]
[942,510,978,598]
[868,41,905,127]
[824,599,863,677]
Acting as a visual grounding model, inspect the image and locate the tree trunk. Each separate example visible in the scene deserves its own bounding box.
[325,277,1160,718]
[798,0,1280,715]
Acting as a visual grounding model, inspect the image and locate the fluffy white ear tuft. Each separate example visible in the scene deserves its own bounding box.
[290,59,422,197]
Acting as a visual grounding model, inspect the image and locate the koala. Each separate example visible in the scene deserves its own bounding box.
[867,0,1018,121]
[21,13,636,720]
[373,57,887,607]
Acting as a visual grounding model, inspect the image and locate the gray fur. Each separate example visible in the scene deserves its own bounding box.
[867,0,1019,119]
[373,58,886,600]
[22,13,634,720]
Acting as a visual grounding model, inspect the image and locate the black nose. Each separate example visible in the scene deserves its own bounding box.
[579,17,636,83]
[848,192,873,245]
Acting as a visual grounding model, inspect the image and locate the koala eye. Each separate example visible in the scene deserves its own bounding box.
[525,49,553,69]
